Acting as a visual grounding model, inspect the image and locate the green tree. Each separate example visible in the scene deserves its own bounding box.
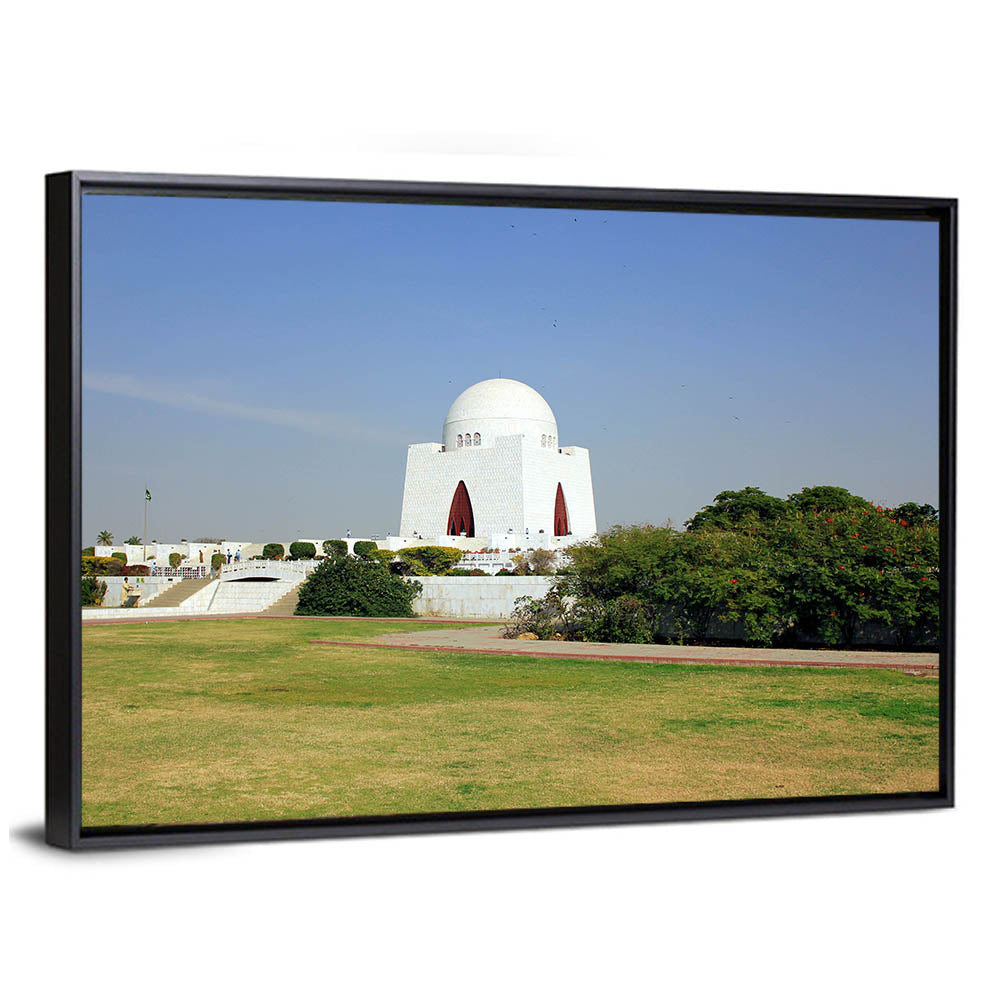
[112,551,127,563]
[894,502,939,527]
[262,543,285,560]
[288,541,317,560]
[686,487,787,531]
[323,539,348,559]
[295,555,422,617]
[773,504,939,646]
[97,530,114,545]
[395,546,464,576]
[168,552,182,568]
[559,494,939,649]
[562,524,677,608]
[124,536,141,545]
[353,540,379,560]
[786,485,871,513]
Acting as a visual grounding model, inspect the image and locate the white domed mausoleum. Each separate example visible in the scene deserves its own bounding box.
[397,379,597,548]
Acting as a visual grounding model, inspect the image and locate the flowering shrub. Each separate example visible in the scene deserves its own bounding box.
[80,556,125,577]
[556,488,939,648]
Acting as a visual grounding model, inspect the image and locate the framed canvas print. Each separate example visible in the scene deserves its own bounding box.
[46,172,956,848]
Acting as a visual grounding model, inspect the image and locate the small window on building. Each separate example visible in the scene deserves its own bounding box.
[474,432,481,446]
[457,435,463,448]
[465,433,472,446]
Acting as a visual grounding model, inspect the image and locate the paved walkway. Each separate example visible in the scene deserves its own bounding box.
[310,624,939,675]
[81,613,938,675]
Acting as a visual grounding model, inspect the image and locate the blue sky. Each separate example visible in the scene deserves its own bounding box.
[81,194,939,544]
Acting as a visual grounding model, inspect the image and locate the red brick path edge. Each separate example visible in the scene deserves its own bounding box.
[307,639,939,675]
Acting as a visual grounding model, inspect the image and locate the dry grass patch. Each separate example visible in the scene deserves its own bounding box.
[82,618,939,827]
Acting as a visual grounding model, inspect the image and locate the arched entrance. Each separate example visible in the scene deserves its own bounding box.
[554,483,569,536]
[447,481,475,537]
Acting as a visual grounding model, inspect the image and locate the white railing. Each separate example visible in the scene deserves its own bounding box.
[456,552,515,574]
[149,565,208,578]
[219,559,320,579]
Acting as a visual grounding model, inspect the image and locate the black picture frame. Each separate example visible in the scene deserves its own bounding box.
[46,170,956,849]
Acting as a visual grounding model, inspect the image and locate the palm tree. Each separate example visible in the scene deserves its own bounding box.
[124,535,141,545]
[97,530,114,545]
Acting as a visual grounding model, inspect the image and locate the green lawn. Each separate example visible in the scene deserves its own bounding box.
[81,618,940,827]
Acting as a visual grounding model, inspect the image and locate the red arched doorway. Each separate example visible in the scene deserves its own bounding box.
[447,481,475,537]
[554,483,569,536]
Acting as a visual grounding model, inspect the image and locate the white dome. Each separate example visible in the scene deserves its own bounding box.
[443,378,558,452]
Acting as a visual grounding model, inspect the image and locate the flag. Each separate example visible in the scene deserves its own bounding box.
[145,489,152,502]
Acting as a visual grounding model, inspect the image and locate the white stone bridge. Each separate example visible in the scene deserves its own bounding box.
[219,559,320,582]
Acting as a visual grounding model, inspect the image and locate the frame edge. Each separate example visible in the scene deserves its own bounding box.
[45,171,82,848]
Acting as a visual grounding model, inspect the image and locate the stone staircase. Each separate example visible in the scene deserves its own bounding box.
[142,575,214,608]
[259,583,303,616]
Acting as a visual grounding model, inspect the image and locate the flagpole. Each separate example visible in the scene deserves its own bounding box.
[143,486,148,563]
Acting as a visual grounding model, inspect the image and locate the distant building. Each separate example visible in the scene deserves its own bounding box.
[397,379,597,548]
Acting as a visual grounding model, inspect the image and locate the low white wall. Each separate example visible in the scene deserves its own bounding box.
[84,575,552,620]
[409,575,552,619]
[83,606,222,621]
[82,579,299,618]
